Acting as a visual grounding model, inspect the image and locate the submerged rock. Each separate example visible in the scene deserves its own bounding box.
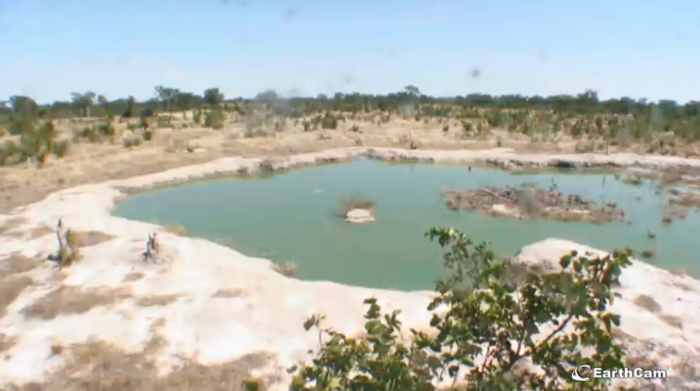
[345,208,375,224]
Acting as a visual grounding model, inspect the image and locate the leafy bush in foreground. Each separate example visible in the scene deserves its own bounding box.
[284,228,632,391]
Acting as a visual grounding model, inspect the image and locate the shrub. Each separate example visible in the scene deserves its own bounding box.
[284,227,631,391]
[122,136,142,148]
[143,129,155,141]
[59,229,82,268]
[205,109,225,129]
[52,140,71,158]
[0,140,18,166]
[321,113,338,129]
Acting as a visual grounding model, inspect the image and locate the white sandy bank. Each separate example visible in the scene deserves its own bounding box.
[0,147,699,390]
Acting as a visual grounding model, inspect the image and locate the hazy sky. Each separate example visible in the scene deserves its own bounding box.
[0,0,698,103]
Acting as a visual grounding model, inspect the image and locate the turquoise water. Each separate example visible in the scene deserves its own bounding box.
[113,158,700,290]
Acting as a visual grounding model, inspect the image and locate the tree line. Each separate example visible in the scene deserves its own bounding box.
[2,85,699,122]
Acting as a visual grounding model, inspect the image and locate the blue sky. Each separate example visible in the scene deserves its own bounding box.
[0,0,698,103]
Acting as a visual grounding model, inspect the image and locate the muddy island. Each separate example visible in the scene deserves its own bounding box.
[441,184,626,223]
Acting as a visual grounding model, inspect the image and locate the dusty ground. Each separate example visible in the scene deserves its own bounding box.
[4,114,688,213]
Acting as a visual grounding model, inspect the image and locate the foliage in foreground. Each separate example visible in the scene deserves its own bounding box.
[281,228,633,391]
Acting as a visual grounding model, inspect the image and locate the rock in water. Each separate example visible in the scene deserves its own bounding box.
[345,208,375,224]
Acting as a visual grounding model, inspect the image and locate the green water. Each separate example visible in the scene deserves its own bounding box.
[113,158,700,290]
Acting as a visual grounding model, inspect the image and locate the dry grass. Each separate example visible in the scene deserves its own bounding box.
[212,288,247,298]
[0,253,39,279]
[9,337,275,391]
[272,261,297,277]
[135,294,181,307]
[0,333,18,353]
[70,230,117,248]
[625,352,660,372]
[50,343,65,357]
[0,216,28,237]
[633,294,661,313]
[669,192,700,208]
[122,272,145,282]
[163,224,188,236]
[673,355,700,379]
[0,276,33,318]
[214,237,237,249]
[335,195,375,218]
[26,225,55,239]
[659,314,683,329]
[22,286,132,320]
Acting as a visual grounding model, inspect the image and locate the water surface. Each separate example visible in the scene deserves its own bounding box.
[113,159,700,290]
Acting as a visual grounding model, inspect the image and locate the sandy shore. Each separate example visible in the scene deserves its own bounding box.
[1,147,700,390]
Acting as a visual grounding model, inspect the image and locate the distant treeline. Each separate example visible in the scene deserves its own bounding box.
[1,85,699,122]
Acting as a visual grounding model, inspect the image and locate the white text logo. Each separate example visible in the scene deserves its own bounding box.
[571,364,667,382]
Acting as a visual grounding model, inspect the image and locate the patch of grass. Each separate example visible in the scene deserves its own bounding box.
[122,272,145,282]
[136,293,181,307]
[23,338,274,391]
[335,195,375,218]
[0,276,33,317]
[659,314,683,329]
[26,225,55,239]
[212,288,247,298]
[0,253,38,279]
[163,224,188,236]
[272,261,297,277]
[0,216,29,237]
[70,230,116,248]
[21,286,132,320]
[633,294,661,313]
[122,136,143,148]
[215,238,237,249]
[0,333,18,353]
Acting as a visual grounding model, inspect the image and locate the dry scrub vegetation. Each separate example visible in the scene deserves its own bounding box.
[2,336,275,391]
[0,253,39,318]
[212,288,247,298]
[135,294,181,307]
[21,286,132,320]
[335,195,375,218]
[0,333,18,353]
[271,261,297,277]
[121,271,145,282]
[69,230,116,248]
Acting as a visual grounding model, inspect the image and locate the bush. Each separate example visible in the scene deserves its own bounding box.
[321,113,338,129]
[52,140,71,158]
[284,228,631,391]
[122,137,143,148]
[205,109,225,129]
[0,140,18,166]
[143,129,155,141]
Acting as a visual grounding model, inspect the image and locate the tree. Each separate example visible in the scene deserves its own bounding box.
[97,95,109,117]
[404,85,421,98]
[175,92,198,112]
[284,227,631,391]
[154,86,180,112]
[70,91,96,117]
[9,95,38,118]
[122,96,136,119]
[204,88,224,108]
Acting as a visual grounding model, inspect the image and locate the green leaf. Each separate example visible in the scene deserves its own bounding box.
[242,380,260,391]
